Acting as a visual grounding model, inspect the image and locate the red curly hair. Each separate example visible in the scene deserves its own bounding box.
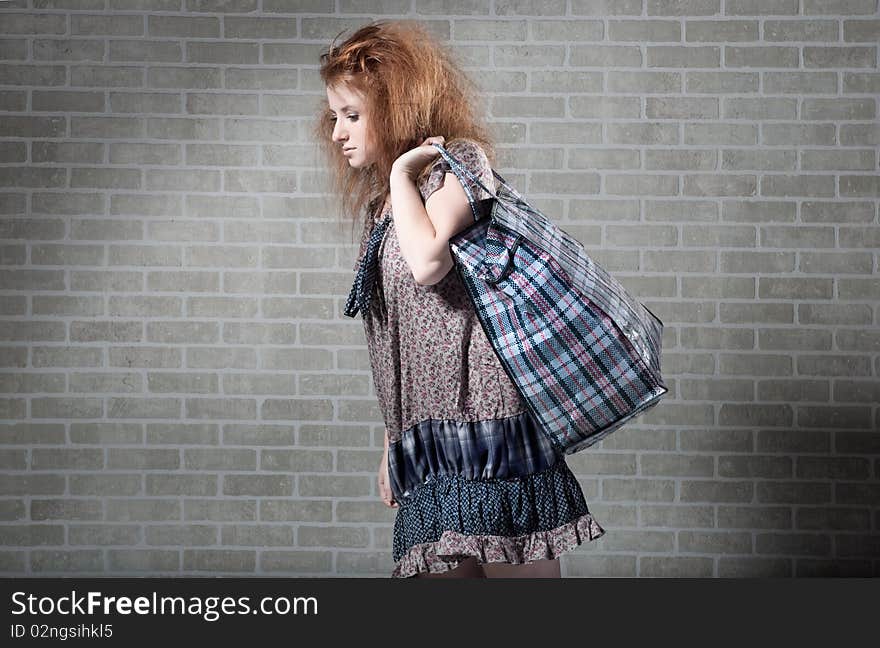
[313,19,496,245]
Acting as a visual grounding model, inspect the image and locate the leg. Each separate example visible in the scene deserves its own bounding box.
[414,556,486,579]
[481,558,561,578]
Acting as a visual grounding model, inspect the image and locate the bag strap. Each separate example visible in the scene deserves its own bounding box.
[430,142,517,223]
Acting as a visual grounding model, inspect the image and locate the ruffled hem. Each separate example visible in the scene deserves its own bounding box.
[391,511,605,578]
[391,458,594,561]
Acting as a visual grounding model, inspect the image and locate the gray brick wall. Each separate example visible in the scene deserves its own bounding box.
[0,2,878,577]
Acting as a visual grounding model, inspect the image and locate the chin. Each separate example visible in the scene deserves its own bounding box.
[348,155,372,169]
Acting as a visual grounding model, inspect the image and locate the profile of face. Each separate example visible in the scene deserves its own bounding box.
[326,84,375,169]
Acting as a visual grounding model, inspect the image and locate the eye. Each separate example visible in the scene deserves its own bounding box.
[328,114,358,123]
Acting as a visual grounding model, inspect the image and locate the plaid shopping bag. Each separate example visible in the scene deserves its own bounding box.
[434,143,669,455]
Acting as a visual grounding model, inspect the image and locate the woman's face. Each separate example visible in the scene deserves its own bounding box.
[326,84,375,169]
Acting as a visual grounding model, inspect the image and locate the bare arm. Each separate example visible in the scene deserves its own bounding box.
[389,164,476,286]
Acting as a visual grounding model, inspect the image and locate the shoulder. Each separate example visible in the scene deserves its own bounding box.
[417,137,492,202]
[444,137,489,167]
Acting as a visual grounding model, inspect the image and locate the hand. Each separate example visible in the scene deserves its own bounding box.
[391,135,446,181]
[378,443,398,509]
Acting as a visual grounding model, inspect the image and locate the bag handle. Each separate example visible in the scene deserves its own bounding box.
[484,232,524,286]
[430,142,520,223]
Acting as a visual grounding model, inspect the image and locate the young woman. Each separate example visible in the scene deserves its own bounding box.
[315,20,605,578]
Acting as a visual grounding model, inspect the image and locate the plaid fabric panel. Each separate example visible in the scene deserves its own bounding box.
[430,143,662,378]
[490,181,665,376]
[386,410,561,503]
[451,217,667,454]
[450,170,665,379]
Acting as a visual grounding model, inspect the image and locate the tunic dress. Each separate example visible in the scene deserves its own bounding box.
[347,138,605,578]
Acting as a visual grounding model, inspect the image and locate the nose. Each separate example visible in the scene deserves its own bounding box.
[332,119,347,144]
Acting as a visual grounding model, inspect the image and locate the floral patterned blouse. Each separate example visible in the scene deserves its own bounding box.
[350,138,605,578]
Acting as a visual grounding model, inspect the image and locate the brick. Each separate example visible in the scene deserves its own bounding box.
[31,550,104,572]
[107,550,179,572]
